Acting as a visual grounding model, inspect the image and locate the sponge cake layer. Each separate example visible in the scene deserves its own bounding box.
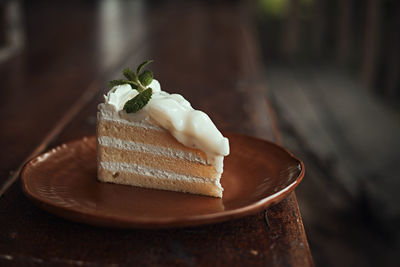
[97,118,223,197]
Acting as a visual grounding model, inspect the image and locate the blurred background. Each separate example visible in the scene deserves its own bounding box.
[1,0,399,266]
[255,0,400,266]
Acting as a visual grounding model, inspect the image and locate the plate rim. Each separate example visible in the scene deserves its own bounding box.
[21,133,305,228]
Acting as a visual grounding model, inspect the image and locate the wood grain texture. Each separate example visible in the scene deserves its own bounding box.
[0,0,312,265]
[0,1,144,189]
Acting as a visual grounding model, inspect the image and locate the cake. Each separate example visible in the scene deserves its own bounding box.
[96,60,230,197]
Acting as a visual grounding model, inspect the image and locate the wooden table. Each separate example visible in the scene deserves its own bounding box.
[0,1,312,265]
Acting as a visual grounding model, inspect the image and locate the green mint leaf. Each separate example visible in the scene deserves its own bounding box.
[139,70,153,86]
[123,88,153,113]
[123,67,136,81]
[136,60,154,75]
[108,79,129,88]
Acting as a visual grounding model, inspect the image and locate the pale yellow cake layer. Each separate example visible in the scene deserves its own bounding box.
[98,168,223,197]
[98,145,220,179]
[97,120,206,159]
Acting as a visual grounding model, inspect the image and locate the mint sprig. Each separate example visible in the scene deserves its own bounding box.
[108,60,154,93]
[123,88,153,113]
[108,60,155,113]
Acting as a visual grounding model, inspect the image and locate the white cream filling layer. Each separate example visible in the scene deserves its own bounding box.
[98,109,163,131]
[98,136,207,164]
[99,161,222,188]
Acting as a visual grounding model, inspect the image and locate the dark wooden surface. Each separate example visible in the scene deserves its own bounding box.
[0,1,312,266]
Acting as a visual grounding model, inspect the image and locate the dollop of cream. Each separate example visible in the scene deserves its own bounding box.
[101,79,230,173]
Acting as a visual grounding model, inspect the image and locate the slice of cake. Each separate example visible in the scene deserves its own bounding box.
[97,60,229,197]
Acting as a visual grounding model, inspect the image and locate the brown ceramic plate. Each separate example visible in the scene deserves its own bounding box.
[21,133,304,228]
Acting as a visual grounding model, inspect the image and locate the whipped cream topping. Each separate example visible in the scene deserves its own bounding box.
[98,79,230,173]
